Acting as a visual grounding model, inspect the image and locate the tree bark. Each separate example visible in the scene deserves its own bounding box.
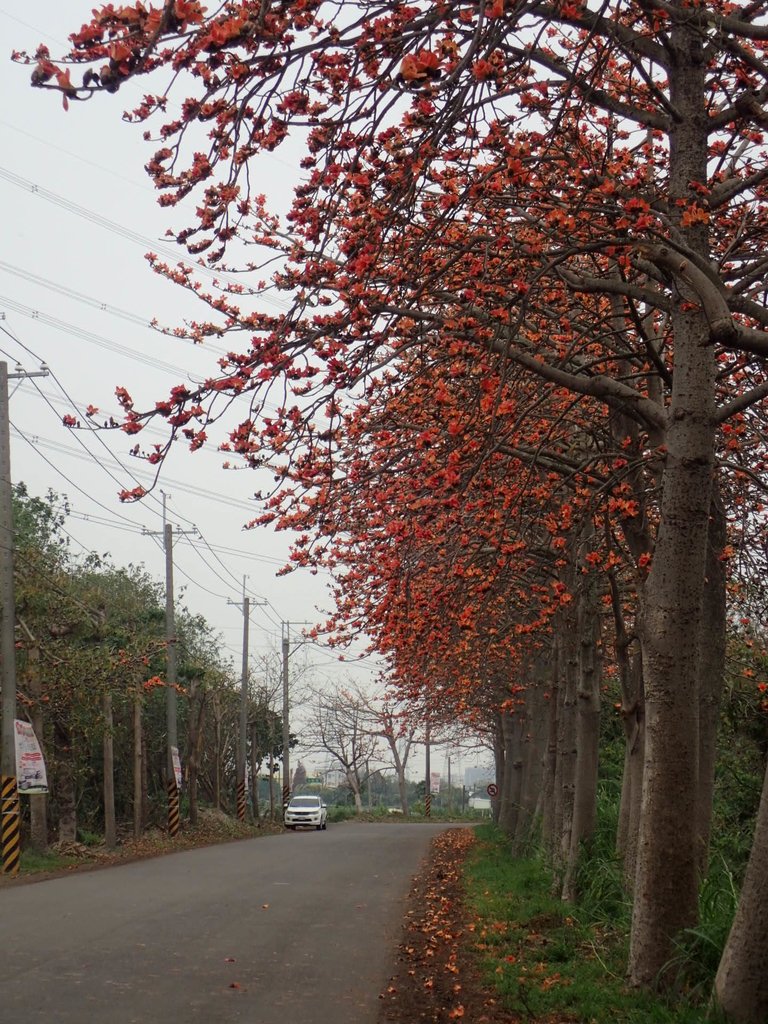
[26,642,48,853]
[53,720,76,844]
[102,692,116,850]
[492,711,504,825]
[557,621,579,871]
[213,692,222,811]
[133,686,143,839]
[696,485,726,874]
[249,723,260,823]
[713,757,768,1023]
[539,663,560,852]
[563,570,602,902]
[514,668,548,852]
[627,27,717,984]
[186,678,205,827]
[498,708,522,837]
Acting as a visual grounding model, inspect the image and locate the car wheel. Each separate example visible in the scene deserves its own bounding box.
[316,823,322,830]
[322,821,327,830]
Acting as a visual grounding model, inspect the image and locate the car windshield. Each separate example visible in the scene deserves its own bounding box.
[290,797,320,807]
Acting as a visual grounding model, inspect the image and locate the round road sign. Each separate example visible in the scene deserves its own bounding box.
[486,783,499,797]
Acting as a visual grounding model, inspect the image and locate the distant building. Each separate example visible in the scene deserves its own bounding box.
[464,765,494,788]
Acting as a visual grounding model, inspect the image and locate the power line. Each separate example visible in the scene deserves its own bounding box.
[0,259,231,354]
[0,164,291,307]
[0,294,195,376]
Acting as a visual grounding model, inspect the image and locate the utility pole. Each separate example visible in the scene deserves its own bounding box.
[424,717,431,818]
[280,620,311,810]
[144,496,195,838]
[238,593,250,821]
[1,360,48,877]
[282,627,290,809]
[228,580,265,822]
[164,518,179,836]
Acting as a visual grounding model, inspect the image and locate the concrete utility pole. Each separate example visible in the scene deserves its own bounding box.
[1,360,48,876]
[164,519,180,836]
[228,579,265,821]
[145,496,195,838]
[424,718,431,818]
[238,594,250,820]
[282,628,290,809]
[280,620,311,809]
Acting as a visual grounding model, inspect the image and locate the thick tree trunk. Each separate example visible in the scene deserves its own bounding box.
[347,770,363,813]
[539,663,560,851]
[186,679,204,827]
[556,623,579,870]
[713,758,768,1023]
[498,709,522,836]
[102,692,117,850]
[563,573,602,902]
[133,687,143,839]
[26,642,48,853]
[213,694,222,811]
[492,711,504,825]
[54,720,77,844]
[249,724,260,823]
[609,574,645,886]
[397,766,410,816]
[627,28,716,985]
[696,487,726,874]
[514,667,548,851]
[619,658,645,892]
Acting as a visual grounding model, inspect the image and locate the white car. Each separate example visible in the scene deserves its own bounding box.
[284,795,328,831]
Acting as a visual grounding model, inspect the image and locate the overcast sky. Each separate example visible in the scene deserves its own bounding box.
[0,3,489,782]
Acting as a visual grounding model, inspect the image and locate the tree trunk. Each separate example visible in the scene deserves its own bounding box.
[696,486,726,874]
[628,33,715,977]
[133,685,143,839]
[539,661,560,851]
[619,656,645,892]
[347,769,363,813]
[556,623,578,871]
[563,572,602,902]
[492,711,504,825]
[26,642,48,853]
[102,692,117,850]
[141,730,149,830]
[249,724,260,824]
[609,573,645,886]
[498,709,522,836]
[213,693,222,811]
[514,669,548,852]
[713,757,768,1023]
[53,720,76,844]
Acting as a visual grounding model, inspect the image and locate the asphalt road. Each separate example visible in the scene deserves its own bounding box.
[1,822,453,1024]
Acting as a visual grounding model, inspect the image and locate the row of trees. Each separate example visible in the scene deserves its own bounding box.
[10,484,295,846]
[10,485,441,841]
[22,1,768,1018]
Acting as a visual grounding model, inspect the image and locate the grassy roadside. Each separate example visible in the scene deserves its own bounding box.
[462,825,710,1023]
[1,811,280,886]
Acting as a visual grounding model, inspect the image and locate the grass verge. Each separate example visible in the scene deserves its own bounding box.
[463,824,710,1023]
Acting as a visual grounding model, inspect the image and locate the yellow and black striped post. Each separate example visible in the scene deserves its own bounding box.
[425,793,432,818]
[236,779,246,822]
[282,784,290,811]
[167,778,180,837]
[1,775,21,876]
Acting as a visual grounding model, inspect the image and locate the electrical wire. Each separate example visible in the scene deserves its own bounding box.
[0,295,195,376]
[0,164,291,308]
